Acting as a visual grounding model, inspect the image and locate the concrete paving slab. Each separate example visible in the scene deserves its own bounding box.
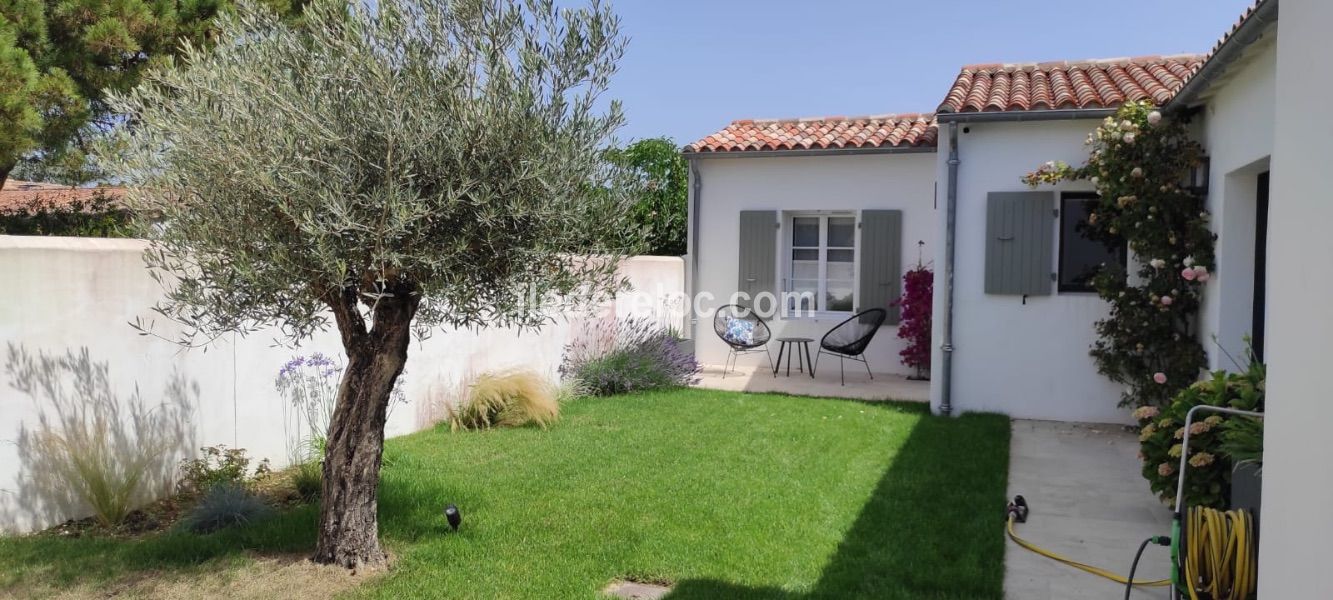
[602,580,671,599]
[1005,420,1175,600]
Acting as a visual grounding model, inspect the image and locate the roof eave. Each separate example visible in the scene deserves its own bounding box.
[935,107,1118,123]
[681,145,937,159]
[1166,0,1279,111]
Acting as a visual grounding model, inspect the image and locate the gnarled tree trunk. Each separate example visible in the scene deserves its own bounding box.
[312,287,418,568]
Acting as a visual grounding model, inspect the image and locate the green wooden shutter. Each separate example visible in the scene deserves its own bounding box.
[737,210,777,307]
[858,210,903,324]
[985,191,1054,295]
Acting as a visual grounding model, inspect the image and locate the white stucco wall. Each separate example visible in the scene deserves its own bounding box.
[1196,37,1278,370]
[0,236,681,533]
[690,152,938,379]
[931,119,1130,424]
[1259,3,1333,597]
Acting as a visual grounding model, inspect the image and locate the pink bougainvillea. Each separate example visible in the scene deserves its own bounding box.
[892,266,933,378]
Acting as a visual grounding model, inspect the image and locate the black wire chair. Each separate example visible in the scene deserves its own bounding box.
[814,308,888,385]
[713,304,774,378]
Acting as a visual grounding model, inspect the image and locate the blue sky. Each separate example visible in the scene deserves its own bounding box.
[604,0,1255,145]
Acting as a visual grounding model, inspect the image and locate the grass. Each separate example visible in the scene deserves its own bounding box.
[0,388,1011,599]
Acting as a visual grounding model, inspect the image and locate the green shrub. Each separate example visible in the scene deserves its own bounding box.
[7,346,191,528]
[559,317,699,396]
[293,460,323,501]
[445,370,560,431]
[1135,359,1264,508]
[177,445,271,495]
[30,422,160,527]
[178,483,273,534]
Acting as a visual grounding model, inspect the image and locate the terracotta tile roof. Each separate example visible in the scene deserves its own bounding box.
[0,180,126,214]
[684,113,937,154]
[936,54,1206,115]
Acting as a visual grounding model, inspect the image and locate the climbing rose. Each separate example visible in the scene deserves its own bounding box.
[1131,167,1144,178]
[1153,372,1168,384]
[1182,268,1197,281]
[1123,132,1136,144]
[1160,295,1173,306]
[1184,256,1195,267]
[1149,258,1165,269]
[1147,111,1162,125]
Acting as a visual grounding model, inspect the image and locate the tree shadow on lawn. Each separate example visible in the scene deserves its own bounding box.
[664,409,1011,600]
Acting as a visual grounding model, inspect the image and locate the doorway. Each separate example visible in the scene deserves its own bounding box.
[1252,171,1269,363]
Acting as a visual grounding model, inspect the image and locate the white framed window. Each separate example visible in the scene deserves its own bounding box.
[784,212,857,314]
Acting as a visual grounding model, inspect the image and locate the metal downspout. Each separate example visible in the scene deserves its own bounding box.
[688,160,702,343]
[940,122,960,416]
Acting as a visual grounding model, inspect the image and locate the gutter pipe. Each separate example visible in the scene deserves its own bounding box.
[682,145,936,160]
[687,159,701,343]
[936,107,1116,124]
[940,122,960,416]
[1166,0,1279,112]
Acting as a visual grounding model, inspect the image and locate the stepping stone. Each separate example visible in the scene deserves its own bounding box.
[603,580,671,599]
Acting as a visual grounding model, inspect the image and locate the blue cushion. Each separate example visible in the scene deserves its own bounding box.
[723,317,755,346]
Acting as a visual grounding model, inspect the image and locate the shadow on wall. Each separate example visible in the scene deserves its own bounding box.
[1,344,198,531]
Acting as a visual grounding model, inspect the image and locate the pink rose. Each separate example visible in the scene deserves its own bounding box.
[1160,295,1173,306]
[1181,268,1197,281]
[1153,372,1168,384]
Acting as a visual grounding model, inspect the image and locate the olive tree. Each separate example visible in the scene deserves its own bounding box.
[98,0,641,568]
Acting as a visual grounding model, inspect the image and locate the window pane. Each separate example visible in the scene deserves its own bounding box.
[792,248,818,261]
[826,282,854,312]
[826,261,854,281]
[788,280,818,311]
[827,248,853,262]
[828,217,855,247]
[792,217,819,247]
[791,260,819,280]
[1060,197,1123,291]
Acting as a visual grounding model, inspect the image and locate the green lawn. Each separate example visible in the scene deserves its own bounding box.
[0,388,1011,599]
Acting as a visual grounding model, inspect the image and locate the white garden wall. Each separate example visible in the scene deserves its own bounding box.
[0,236,682,533]
[931,119,1130,424]
[691,152,938,378]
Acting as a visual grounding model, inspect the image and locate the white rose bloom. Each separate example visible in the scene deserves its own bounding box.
[1123,132,1136,144]
[1147,111,1162,125]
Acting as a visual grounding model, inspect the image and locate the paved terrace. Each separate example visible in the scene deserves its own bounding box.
[693,365,930,402]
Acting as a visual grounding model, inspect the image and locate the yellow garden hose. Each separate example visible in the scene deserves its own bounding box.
[1005,512,1172,587]
[1181,506,1257,600]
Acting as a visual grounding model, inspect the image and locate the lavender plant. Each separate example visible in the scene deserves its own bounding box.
[560,316,700,396]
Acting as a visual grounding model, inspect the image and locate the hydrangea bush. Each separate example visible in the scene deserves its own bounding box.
[1135,359,1264,508]
[1025,100,1216,408]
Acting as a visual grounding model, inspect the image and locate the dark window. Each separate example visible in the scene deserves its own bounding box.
[1059,193,1125,293]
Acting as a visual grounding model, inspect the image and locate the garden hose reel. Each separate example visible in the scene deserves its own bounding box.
[1003,406,1263,600]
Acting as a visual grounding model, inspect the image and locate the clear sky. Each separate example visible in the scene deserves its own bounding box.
[603,0,1255,146]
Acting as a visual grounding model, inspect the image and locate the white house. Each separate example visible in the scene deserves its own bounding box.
[682,115,937,379]
[684,3,1281,427]
[680,1,1333,596]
